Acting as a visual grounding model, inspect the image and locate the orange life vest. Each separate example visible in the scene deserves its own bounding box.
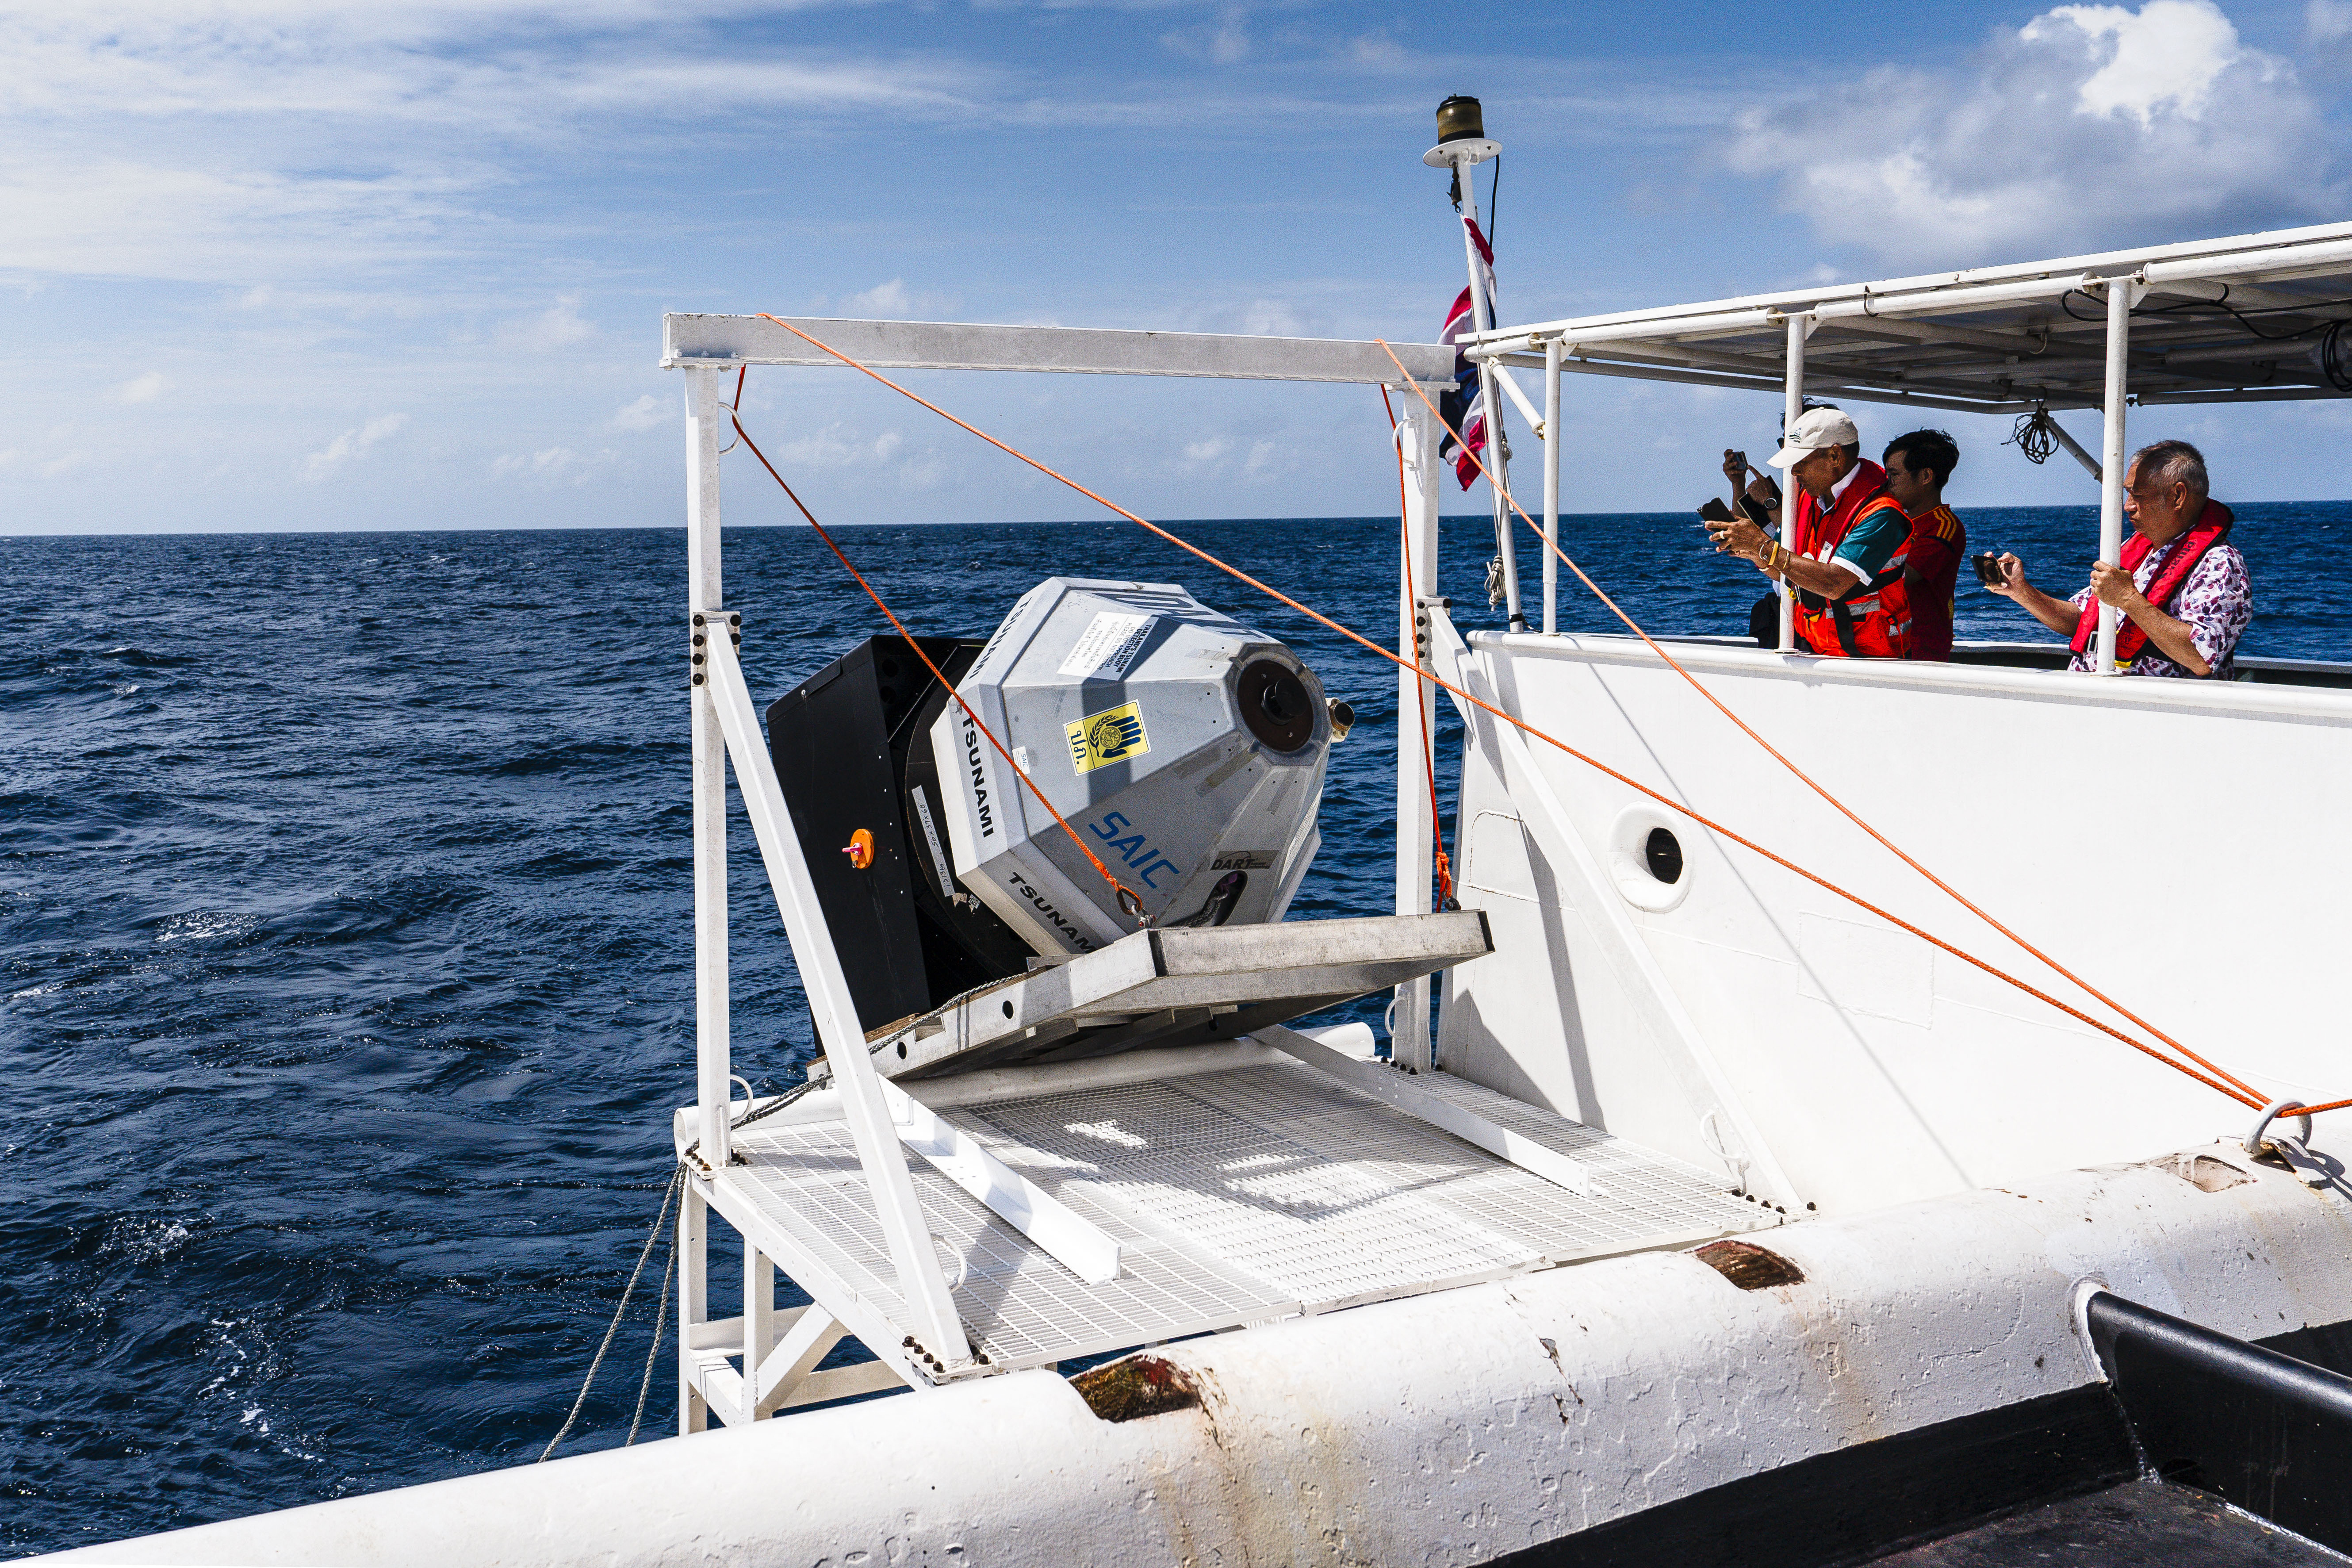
[1788,460,1914,659]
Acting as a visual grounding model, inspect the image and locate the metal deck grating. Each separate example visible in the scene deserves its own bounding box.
[714,1058,1772,1374]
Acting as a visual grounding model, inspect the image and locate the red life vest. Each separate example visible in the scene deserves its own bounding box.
[1787,460,1914,659]
[2068,499,2234,667]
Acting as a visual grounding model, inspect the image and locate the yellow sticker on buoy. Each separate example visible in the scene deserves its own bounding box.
[1066,701,1150,774]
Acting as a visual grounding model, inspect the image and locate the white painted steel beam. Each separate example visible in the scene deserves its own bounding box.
[755,1306,850,1417]
[677,1184,709,1436]
[883,1079,1123,1285]
[686,368,731,1173]
[773,1360,907,1411]
[744,1241,775,1421]
[663,314,1454,385]
[698,636,971,1363]
[1392,403,1442,1075]
[1256,1026,1595,1196]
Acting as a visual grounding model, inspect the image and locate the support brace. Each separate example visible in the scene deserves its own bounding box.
[1256,1025,1595,1196]
[884,1079,1123,1284]
[700,633,972,1365]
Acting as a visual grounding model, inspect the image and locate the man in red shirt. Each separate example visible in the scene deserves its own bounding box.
[1880,429,1966,662]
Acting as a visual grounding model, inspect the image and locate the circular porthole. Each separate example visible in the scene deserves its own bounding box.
[1644,828,1684,884]
[1609,806,1694,913]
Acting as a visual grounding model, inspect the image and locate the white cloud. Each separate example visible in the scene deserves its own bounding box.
[1724,0,2334,266]
[301,412,407,481]
[607,394,668,432]
[2026,0,2248,122]
[1183,436,1232,464]
[0,7,997,286]
[777,422,905,468]
[2312,0,2352,42]
[491,443,614,483]
[117,371,165,403]
[843,279,912,316]
[834,278,959,319]
[1160,7,1249,64]
[495,296,593,352]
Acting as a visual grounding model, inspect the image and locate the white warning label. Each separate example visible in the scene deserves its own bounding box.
[1055,610,1154,679]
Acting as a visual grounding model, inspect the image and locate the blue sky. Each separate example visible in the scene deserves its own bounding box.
[4,0,2349,534]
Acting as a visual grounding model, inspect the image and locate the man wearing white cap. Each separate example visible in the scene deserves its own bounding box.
[1706,405,1917,659]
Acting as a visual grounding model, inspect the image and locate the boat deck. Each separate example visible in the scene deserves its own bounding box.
[693,1046,1774,1386]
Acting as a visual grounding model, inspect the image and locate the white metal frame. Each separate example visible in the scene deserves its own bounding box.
[659,221,2352,1434]
[665,324,1461,1428]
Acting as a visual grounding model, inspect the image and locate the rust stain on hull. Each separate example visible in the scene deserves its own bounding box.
[1074,1353,1202,1423]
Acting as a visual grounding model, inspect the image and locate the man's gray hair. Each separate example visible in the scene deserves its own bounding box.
[2130,438,2209,500]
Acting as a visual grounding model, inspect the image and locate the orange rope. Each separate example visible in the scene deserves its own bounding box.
[1383,386,1456,910]
[725,410,1148,926]
[1375,340,2283,1108]
[751,313,2276,1112]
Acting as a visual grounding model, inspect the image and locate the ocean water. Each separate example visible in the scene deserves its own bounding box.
[4,502,2345,1553]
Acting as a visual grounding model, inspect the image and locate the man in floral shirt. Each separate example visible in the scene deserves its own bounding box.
[1986,439,2249,678]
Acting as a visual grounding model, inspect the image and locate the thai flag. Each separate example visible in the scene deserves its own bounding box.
[1439,217,1496,491]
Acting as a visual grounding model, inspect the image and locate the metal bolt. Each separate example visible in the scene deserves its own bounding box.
[693,633,706,646]
[692,673,705,686]
[692,652,705,665]
[693,613,706,628]
[729,613,741,627]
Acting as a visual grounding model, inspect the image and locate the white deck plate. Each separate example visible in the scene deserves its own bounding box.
[711,1058,1773,1375]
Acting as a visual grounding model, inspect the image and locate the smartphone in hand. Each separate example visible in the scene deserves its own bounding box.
[1697,498,1736,523]
[1971,552,2006,587]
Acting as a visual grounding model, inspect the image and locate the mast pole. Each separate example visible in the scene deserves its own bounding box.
[1452,151,1525,632]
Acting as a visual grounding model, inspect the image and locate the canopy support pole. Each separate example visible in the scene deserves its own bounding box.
[2097,279,2135,674]
[1543,339,1561,635]
[1777,317,1804,652]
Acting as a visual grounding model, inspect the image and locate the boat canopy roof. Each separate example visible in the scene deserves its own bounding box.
[1466,220,2352,417]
